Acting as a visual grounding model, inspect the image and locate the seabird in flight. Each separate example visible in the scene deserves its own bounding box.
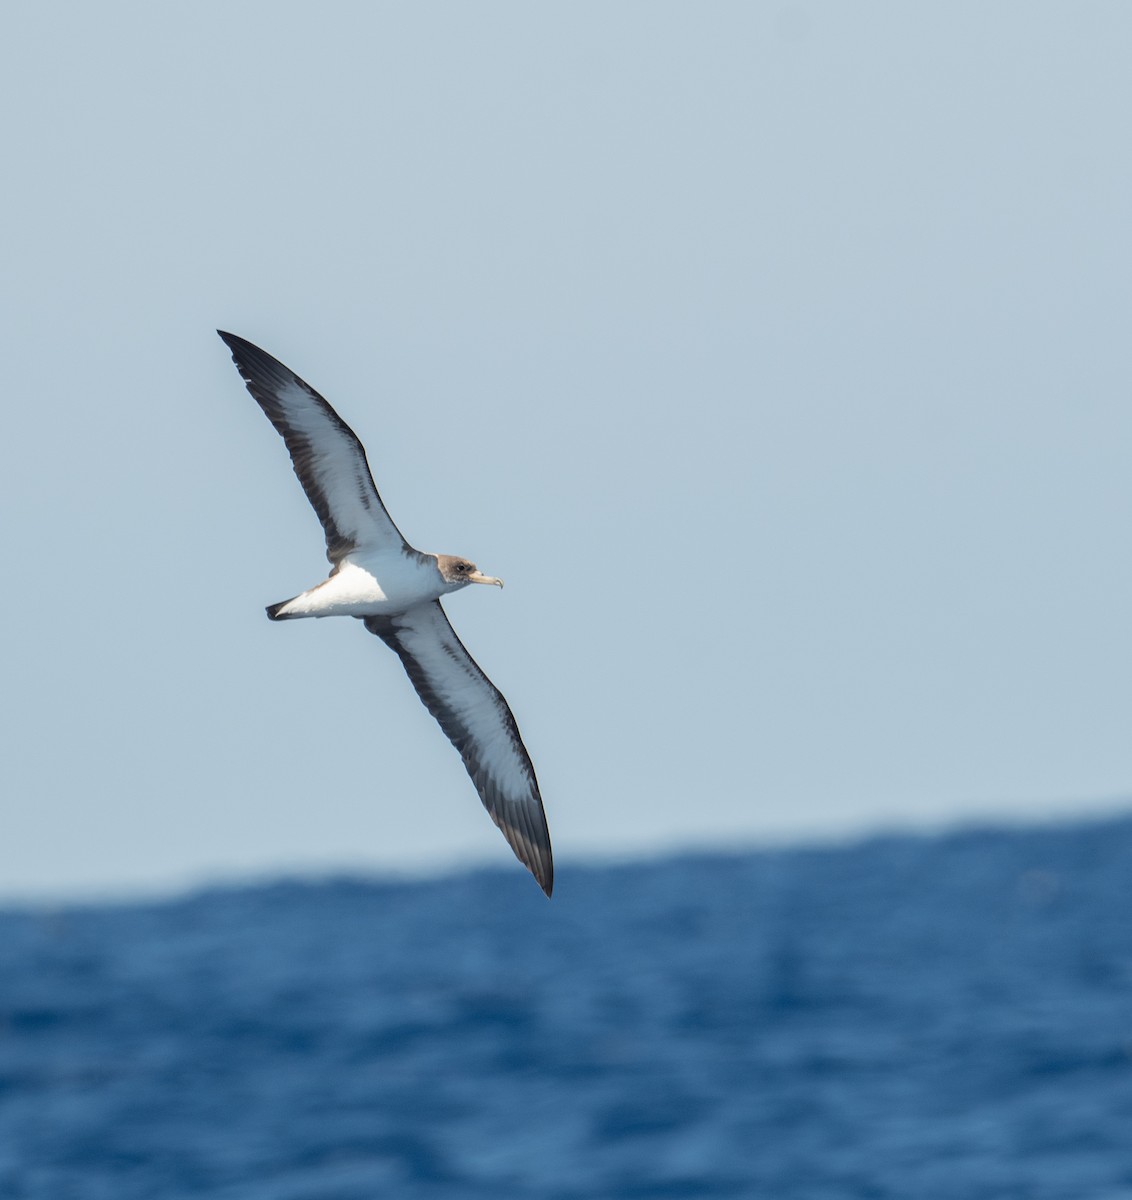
[218,332,553,896]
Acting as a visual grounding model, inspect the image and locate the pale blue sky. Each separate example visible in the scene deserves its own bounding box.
[3,2,1132,898]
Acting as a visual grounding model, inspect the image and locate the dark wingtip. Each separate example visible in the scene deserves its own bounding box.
[217,330,260,367]
[498,795,554,897]
[532,833,554,897]
[217,331,304,397]
[496,803,553,897]
[520,823,554,897]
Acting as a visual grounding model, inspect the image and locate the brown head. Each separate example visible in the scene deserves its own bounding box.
[435,554,504,590]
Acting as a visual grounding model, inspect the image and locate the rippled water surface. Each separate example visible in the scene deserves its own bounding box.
[3,817,1132,1198]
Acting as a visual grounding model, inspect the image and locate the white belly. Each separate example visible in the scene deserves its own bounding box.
[279,554,441,618]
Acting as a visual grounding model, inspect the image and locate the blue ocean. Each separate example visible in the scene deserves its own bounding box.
[3,815,1132,1199]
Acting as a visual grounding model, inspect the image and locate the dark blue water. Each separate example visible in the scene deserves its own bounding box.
[3,817,1132,1199]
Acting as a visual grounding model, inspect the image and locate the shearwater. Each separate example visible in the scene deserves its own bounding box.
[219,332,552,896]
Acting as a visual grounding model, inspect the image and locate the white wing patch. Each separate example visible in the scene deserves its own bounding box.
[364,601,553,895]
[219,332,407,563]
[272,377,396,555]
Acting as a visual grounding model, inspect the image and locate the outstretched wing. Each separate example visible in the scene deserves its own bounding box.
[219,331,407,564]
[364,601,553,896]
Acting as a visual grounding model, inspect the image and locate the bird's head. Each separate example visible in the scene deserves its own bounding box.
[435,554,504,590]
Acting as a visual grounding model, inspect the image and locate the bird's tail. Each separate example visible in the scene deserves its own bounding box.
[266,597,302,621]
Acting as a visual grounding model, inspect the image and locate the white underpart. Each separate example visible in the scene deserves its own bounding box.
[277,553,449,618]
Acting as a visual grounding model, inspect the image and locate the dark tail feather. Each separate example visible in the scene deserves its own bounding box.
[266,598,299,621]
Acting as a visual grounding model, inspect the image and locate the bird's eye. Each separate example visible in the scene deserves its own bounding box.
[457,563,467,572]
